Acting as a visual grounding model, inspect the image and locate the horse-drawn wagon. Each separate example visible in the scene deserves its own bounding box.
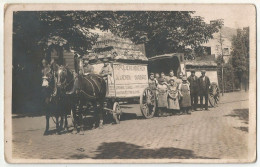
[83,51,154,122]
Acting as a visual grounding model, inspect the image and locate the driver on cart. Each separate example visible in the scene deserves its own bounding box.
[99,58,112,82]
[83,57,94,75]
[100,58,113,95]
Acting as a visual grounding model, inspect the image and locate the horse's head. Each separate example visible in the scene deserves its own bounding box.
[56,65,68,89]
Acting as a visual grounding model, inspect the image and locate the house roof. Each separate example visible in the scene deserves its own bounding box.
[185,60,217,68]
[148,53,183,61]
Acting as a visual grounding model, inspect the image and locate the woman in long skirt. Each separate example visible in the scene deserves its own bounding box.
[179,76,191,115]
[157,78,168,117]
[168,79,180,114]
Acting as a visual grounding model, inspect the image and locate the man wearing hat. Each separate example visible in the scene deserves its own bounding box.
[100,58,113,86]
[198,70,211,110]
[83,57,94,75]
[100,58,112,79]
[187,69,199,111]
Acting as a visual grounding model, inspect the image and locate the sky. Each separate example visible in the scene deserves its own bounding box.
[191,4,255,29]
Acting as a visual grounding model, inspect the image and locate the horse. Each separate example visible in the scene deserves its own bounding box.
[69,57,107,133]
[42,63,64,135]
[54,65,75,133]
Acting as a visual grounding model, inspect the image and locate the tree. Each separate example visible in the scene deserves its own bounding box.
[230,28,249,91]
[108,11,222,57]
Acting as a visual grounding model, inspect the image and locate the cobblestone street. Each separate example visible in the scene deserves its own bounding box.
[12,91,250,160]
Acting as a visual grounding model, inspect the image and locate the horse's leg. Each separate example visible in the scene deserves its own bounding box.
[71,106,78,134]
[79,109,84,135]
[44,105,50,135]
[55,104,61,133]
[64,97,69,132]
[44,99,50,135]
[92,101,98,129]
[64,109,68,132]
[98,100,104,129]
[59,102,64,131]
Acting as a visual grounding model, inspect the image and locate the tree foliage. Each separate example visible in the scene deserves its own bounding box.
[230,29,249,89]
[109,12,222,57]
[13,11,222,64]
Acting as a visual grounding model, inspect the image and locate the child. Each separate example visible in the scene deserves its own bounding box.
[178,76,191,115]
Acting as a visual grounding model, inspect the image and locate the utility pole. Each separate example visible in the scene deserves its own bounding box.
[217,19,225,96]
[219,29,224,96]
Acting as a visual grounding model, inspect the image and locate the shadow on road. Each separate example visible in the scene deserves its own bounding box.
[225,108,249,133]
[68,154,90,159]
[225,108,249,124]
[234,127,248,132]
[218,99,248,105]
[93,142,218,159]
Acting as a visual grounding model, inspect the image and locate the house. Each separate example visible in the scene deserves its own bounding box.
[202,22,236,63]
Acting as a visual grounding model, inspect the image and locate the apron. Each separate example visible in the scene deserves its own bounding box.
[179,83,191,107]
[157,84,168,108]
[168,84,180,110]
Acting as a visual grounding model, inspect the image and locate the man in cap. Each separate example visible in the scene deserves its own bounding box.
[198,70,211,110]
[187,69,199,111]
[83,57,94,75]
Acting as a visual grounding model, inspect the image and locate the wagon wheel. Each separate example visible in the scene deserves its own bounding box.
[140,87,156,119]
[208,93,216,107]
[208,84,220,107]
[113,102,122,124]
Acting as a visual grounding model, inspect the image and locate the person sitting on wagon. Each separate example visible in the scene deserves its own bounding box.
[156,77,168,117]
[99,58,112,81]
[178,76,191,115]
[100,58,113,94]
[83,57,94,75]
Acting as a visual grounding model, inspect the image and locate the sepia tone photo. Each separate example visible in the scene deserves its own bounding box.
[4,3,256,163]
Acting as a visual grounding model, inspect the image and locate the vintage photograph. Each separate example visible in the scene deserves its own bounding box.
[4,4,256,163]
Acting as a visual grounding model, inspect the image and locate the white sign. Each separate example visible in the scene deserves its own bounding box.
[113,63,148,97]
[92,63,149,98]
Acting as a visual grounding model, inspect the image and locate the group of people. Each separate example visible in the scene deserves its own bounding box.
[148,69,211,117]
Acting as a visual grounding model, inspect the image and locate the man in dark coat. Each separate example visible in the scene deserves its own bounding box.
[198,70,211,110]
[187,70,199,111]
